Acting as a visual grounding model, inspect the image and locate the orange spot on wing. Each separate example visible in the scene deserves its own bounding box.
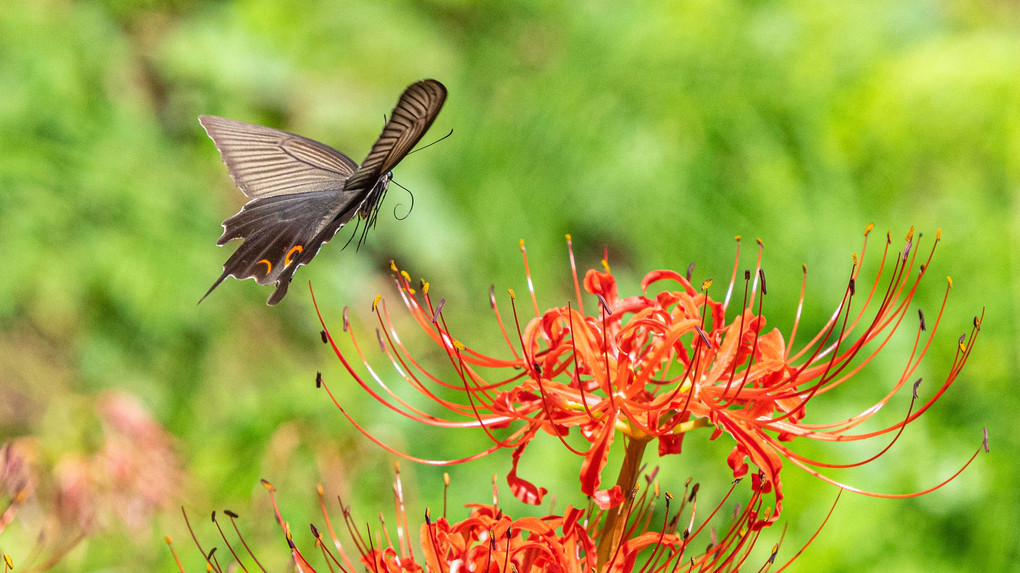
[257,259,273,274]
[285,245,303,267]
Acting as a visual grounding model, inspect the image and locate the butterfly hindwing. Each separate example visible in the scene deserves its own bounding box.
[201,189,367,305]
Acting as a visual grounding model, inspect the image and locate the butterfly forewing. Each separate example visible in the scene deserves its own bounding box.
[200,79,447,305]
[199,116,358,199]
[344,79,447,192]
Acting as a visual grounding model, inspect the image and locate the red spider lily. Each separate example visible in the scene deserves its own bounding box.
[314,228,983,535]
[172,467,832,573]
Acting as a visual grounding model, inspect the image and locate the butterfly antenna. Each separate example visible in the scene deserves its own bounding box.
[407,129,453,155]
[390,179,415,221]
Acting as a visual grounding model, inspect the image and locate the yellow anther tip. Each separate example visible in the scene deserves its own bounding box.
[372,295,382,311]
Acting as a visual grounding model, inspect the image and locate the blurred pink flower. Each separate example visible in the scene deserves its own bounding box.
[1,391,182,569]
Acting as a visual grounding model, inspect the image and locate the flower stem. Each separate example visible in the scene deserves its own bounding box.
[596,436,649,569]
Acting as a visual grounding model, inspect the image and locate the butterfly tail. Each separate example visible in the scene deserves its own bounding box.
[266,279,291,306]
[199,270,231,304]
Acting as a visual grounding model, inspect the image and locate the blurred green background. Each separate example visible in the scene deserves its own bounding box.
[1,0,1017,571]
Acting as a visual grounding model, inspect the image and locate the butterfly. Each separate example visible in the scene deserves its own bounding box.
[199,79,447,305]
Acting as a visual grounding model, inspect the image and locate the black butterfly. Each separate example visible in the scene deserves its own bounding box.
[199,79,447,305]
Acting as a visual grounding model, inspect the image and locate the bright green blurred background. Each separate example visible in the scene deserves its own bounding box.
[1,0,1017,571]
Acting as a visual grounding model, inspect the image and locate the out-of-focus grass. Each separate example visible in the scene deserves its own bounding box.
[0,0,1016,570]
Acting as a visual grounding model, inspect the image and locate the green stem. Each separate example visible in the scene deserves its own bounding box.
[596,436,649,569]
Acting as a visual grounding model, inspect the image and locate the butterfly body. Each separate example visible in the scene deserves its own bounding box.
[200,79,446,305]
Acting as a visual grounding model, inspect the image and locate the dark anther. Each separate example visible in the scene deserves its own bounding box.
[316,371,323,388]
[432,298,446,324]
[310,523,320,537]
[744,269,751,281]
[533,362,543,375]
[758,269,767,295]
[848,278,856,296]
[918,309,926,331]
[694,326,712,348]
[983,428,990,453]
[595,292,613,315]
[224,510,238,518]
[912,378,921,399]
[686,262,695,281]
[320,329,328,343]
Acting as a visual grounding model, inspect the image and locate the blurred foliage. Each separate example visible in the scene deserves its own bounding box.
[0,0,1017,570]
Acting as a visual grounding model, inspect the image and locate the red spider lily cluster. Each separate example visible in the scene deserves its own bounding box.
[171,465,818,573]
[176,227,985,572]
[318,229,982,516]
